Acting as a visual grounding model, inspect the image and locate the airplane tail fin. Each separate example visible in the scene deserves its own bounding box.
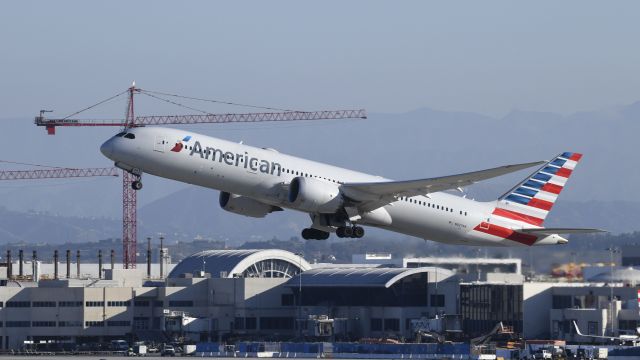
[493,152,582,227]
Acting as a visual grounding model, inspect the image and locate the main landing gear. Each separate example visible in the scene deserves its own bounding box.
[336,225,365,239]
[302,228,330,240]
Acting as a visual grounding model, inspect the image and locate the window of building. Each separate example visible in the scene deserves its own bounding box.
[259,317,294,330]
[59,301,83,307]
[58,321,82,327]
[245,317,257,330]
[281,294,294,306]
[107,320,131,327]
[85,321,105,327]
[32,321,56,327]
[552,295,572,309]
[6,321,30,327]
[134,300,150,307]
[430,294,445,307]
[370,318,383,331]
[153,300,164,307]
[384,318,400,331]
[6,301,30,308]
[234,317,245,330]
[107,301,131,307]
[168,300,193,307]
[85,301,104,307]
[587,321,599,335]
[32,301,56,307]
[134,317,150,330]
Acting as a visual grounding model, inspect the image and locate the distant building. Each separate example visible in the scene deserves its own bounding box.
[404,256,522,282]
[351,253,401,266]
[0,249,638,350]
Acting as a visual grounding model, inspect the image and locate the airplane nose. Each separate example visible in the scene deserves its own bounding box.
[100,138,114,158]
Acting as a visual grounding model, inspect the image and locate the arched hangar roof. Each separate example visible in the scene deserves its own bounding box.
[288,266,453,288]
[168,249,312,279]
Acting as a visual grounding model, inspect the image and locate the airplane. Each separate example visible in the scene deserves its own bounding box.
[100,127,603,246]
[573,321,640,345]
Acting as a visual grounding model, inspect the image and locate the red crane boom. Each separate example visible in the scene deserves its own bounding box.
[35,109,366,134]
[0,167,119,180]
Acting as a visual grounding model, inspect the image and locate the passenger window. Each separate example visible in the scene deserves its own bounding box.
[124,133,135,139]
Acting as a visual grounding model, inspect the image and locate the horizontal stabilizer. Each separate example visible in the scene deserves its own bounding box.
[520,228,606,235]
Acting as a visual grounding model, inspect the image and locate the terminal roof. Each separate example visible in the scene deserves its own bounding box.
[287,266,453,288]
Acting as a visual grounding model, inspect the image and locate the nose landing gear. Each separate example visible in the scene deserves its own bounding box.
[131,179,143,190]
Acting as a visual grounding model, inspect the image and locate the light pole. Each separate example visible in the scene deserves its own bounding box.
[607,247,618,336]
[295,252,304,339]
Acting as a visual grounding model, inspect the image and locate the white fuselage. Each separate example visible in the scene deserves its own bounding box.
[100,127,552,246]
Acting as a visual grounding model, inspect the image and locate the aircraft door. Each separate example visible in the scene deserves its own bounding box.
[154,136,166,153]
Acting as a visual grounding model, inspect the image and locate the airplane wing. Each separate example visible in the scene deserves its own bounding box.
[340,161,545,212]
[520,228,607,235]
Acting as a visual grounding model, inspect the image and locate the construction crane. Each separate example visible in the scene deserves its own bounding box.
[35,85,367,269]
[0,167,119,180]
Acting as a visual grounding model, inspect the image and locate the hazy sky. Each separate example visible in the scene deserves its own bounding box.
[1,1,639,118]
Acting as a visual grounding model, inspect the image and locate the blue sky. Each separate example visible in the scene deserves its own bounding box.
[1,1,639,117]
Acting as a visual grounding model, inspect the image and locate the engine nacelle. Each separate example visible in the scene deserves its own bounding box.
[219,192,282,218]
[288,177,343,213]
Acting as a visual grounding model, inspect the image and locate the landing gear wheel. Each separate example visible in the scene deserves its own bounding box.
[353,226,365,238]
[336,227,345,238]
[342,226,353,238]
[302,228,329,240]
[131,180,143,190]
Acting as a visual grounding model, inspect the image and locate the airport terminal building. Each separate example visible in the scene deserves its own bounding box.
[0,249,638,350]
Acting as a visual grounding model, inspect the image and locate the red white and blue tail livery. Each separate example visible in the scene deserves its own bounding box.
[495,152,582,227]
[101,127,604,247]
[471,152,601,246]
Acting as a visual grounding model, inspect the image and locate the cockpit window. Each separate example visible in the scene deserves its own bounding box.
[124,133,136,139]
[115,132,126,137]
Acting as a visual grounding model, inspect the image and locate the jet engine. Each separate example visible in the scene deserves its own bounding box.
[288,177,343,213]
[219,192,283,218]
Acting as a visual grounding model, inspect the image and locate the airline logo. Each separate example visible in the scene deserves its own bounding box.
[188,140,283,176]
[171,136,192,152]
